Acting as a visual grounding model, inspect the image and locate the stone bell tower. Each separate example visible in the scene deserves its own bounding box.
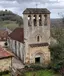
[23,8,51,65]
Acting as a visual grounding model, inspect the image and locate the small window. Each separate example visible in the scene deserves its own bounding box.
[37,36,39,42]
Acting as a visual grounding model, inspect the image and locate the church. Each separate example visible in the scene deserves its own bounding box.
[8,8,51,65]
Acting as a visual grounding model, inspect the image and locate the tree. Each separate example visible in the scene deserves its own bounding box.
[50,27,64,71]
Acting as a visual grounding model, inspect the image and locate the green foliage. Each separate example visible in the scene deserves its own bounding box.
[50,27,64,71]
[51,27,64,45]
[30,64,44,70]
[25,69,60,76]
[50,44,62,62]
[0,10,23,26]
[0,10,23,30]
[49,44,64,71]
[0,21,19,30]
[0,70,10,76]
[24,65,29,69]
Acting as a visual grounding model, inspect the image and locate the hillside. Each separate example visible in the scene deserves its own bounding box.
[51,18,64,28]
[0,10,23,30]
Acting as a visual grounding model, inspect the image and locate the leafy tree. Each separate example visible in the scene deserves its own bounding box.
[50,27,64,71]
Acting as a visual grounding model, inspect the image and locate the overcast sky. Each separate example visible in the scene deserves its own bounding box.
[0,0,64,18]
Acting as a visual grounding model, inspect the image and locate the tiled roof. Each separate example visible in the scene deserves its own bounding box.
[23,8,50,14]
[9,28,24,43]
[0,46,13,59]
[29,43,49,47]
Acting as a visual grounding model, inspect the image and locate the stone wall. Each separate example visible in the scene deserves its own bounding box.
[25,46,50,65]
[0,58,11,71]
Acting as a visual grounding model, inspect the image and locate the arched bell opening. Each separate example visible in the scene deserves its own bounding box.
[39,15,42,26]
[33,15,37,26]
[28,15,31,26]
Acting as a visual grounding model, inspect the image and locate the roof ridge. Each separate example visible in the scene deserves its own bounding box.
[23,8,50,14]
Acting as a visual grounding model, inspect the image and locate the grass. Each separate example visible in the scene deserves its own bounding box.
[2,73,10,76]
[0,20,19,30]
[2,74,10,76]
[25,69,61,76]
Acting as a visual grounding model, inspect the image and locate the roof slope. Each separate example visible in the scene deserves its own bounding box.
[23,8,50,14]
[0,46,13,59]
[9,28,24,43]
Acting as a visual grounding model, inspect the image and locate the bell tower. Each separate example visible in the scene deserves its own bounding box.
[23,8,50,44]
[23,8,51,64]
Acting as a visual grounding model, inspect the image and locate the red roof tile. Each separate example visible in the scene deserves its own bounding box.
[0,46,13,59]
[9,28,24,43]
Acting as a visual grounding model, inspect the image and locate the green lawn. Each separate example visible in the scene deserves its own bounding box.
[2,74,10,76]
[0,20,19,30]
[25,69,61,76]
[2,73,10,76]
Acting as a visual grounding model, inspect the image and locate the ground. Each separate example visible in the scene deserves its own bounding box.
[25,69,61,76]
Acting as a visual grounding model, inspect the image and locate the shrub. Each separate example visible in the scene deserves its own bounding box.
[24,65,29,69]
[30,64,44,70]
[59,68,64,76]
[50,62,63,73]
[0,70,10,75]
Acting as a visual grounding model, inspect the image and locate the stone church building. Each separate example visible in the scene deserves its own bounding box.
[8,8,51,65]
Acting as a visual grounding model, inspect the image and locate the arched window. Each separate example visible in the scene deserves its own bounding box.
[44,14,47,26]
[28,15,31,26]
[33,15,37,26]
[39,15,42,26]
[37,36,39,42]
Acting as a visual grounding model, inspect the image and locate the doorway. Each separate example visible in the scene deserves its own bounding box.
[35,57,40,63]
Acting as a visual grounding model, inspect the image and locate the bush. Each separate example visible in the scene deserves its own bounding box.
[30,64,44,70]
[0,70,10,75]
[24,65,29,69]
[50,62,63,73]
[59,68,64,76]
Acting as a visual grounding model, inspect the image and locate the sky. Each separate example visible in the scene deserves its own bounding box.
[0,0,64,18]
